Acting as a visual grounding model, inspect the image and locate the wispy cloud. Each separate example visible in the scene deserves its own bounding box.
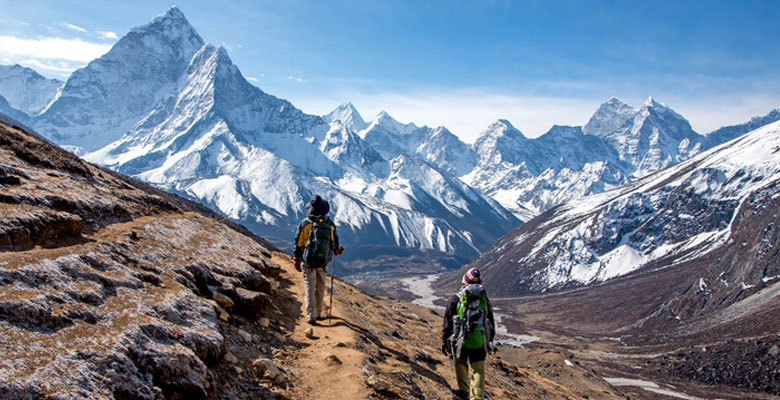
[246,76,260,83]
[63,23,87,32]
[0,35,111,63]
[21,58,83,73]
[97,31,118,40]
[286,75,304,82]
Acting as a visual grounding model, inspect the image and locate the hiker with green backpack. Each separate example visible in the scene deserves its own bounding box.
[441,267,496,400]
[293,195,343,325]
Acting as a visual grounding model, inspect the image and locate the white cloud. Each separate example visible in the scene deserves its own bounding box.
[20,58,83,74]
[0,35,111,63]
[246,76,259,82]
[286,75,304,82]
[64,23,87,32]
[97,31,118,40]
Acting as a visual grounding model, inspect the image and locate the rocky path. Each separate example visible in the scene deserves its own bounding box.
[277,255,370,399]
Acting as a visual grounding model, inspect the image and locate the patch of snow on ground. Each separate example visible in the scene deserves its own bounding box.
[493,312,539,347]
[564,359,574,367]
[604,378,708,400]
[400,273,445,310]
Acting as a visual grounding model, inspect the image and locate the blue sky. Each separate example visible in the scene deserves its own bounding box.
[1,0,779,141]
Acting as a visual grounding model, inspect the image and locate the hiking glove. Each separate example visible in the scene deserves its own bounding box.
[335,245,344,255]
[293,259,302,271]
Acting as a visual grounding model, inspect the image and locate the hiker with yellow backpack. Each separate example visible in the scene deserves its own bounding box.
[293,195,343,325]
[442,267,496,400]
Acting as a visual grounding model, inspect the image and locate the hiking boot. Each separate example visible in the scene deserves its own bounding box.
[316,316,327,321]
[307,319,318,325]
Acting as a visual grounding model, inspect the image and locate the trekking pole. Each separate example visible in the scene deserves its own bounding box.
[329,254,336,326]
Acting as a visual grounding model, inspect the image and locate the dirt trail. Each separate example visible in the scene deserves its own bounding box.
[276,255,371,399]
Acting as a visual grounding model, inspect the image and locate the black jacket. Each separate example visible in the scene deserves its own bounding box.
[293,214,340,261]
[441,287,496,345]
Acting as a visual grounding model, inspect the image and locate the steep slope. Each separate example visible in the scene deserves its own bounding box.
[0,95,31,125]
[354,109,477,176]
[322,101,368,132]
[0,64,62,116]
[463,120,630,220]
[584,97,704,177]
[703,107,780,149]
[465,119,780,298]
[34,7,205,152]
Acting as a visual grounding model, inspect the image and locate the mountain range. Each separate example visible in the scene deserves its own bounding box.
[1,6,778,280]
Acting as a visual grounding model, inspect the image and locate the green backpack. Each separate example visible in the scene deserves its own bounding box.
[453,284,490,356]
[303,217,334,268]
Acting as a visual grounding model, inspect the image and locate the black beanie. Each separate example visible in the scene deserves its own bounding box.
[306,195,330,216]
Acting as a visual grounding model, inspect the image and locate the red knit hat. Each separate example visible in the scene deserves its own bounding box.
[462,267,482,284]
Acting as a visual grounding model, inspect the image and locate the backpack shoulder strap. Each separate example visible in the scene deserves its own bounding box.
[297,219,313,248]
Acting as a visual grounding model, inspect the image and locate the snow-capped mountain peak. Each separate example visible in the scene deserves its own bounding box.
[583,97,636,137]
[0,64,63,116]
[34,5,205,152]
[367,110,418,136]
[323,102,367,132]
[483,119,526,140]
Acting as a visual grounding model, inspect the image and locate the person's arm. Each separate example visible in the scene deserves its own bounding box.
[293,220,306,260]
[441,294,458,343]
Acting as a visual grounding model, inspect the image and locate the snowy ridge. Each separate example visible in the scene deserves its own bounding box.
[475,119,780,293]
[323,102,368,132]
[461,97,774,221]
[0,65,62,116]
[34,6,205,152]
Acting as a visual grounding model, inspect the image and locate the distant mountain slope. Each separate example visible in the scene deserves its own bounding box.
[35,7,205,152]
[463,98,779,221]
[704,107,780,149]
[466,119,780,298]
[0,64,62,116]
